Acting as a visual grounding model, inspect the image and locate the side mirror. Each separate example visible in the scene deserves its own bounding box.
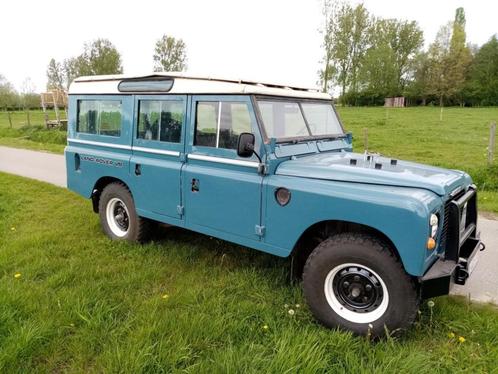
[237,132,255,158]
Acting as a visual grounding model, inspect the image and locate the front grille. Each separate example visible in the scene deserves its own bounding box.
[440,189,465,252]
[440,187,478,262]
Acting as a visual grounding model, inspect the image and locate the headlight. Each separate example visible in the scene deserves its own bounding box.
[430,214,439,238]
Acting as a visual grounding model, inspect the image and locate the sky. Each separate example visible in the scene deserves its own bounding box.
[0,0,496,93]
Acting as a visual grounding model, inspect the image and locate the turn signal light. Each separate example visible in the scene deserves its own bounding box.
[427,237,436,250]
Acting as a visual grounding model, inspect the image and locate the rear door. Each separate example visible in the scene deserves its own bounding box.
[130,95,187,222]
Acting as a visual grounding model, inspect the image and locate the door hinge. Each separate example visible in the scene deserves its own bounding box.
[177,205,184,216]
[255,225,265,237]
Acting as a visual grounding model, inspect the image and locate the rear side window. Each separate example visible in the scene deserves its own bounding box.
[137,100,183,143]
[77,100,122,137]
[195,101,252,149]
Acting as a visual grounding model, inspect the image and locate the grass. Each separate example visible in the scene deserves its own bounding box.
[1,107,497,213]
[1,172,498,372]
[337,106,498,214]
[0,110,66,153]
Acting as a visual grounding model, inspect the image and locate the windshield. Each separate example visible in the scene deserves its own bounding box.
[257,100,343,140]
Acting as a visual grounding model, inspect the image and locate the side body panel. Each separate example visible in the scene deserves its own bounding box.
[262,174,442,276]
[65,95,134,198]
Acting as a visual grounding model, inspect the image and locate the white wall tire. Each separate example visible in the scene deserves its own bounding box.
[105,197,130,237]
[303,233,420,338]
[324,263,389,324]
[98,182,152,242]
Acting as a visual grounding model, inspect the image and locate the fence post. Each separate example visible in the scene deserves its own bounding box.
[26,110,31,126]
[488,121,496,166]
[8,111,12,128]
[363,127,368,151]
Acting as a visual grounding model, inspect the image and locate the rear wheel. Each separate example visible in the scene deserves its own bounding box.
[98,182,151,242]
[303,233,419,338]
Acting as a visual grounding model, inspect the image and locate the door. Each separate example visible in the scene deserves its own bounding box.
[183,95,264,241]
[130,95,187,221]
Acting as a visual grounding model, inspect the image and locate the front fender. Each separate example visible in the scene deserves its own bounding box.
[263,175,442,276]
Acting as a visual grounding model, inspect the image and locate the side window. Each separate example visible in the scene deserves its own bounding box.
[77,100,121,137]
[195,102,218,147]
[137,100,183,143]
[194,101,252,150]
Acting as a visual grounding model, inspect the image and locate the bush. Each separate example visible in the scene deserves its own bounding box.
[468,165,498,191]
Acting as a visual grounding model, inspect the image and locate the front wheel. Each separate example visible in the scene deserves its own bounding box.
[303,233,419,338]
[98,182,151,242]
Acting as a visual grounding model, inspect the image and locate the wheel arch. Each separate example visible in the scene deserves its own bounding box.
[291,220,401,278]
[91,176,131,213]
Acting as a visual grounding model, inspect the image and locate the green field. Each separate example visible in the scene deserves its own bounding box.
[0,172,497,372]
[1,107,497,213]
[0,110,66,153]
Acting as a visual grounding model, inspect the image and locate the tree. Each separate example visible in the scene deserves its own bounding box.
[426,23,453,119]
[80,39,123,75]
[426,9,472,119]
[58,39,123,89]
[391,20,424,90]
[319,2,370,103]
[358,18,423,103]
[153,35,187,72]
[62,57,84,89]
[20,77,39,109]
[46,58,65,90]
[448,7,472,106]
[404,52,431,105]
[467,35,498,105]
[0,75,19,110]
[358,21,398,104]
[346,4,370,100]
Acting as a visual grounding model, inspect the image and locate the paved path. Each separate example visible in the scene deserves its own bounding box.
[0,146,66,187]
[0,146,496,304]
[452,217,498,304]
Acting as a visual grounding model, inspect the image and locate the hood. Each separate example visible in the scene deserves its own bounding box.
[275,152,471,196]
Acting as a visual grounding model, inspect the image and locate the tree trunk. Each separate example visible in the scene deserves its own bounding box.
[322,64,328,93]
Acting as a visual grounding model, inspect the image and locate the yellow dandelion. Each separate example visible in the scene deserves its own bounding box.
[288,309,295,316]
[14,272,21,278]
[295,304,301,308]
[10,227,16,231]
[162,294,169,299]
[262,324,269,330]
[448,332,455,338]
[70,323,75,327]
[458,336,466,343]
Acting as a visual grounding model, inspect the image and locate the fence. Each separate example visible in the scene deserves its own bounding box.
[489,121,497,165]
[1,109,66,130]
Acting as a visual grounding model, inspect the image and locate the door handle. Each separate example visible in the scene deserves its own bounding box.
[191,178,199,192]
[135,164,141,176]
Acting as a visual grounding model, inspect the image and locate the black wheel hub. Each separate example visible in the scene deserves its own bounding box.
[114,202,129,231]
[333,266,384,313]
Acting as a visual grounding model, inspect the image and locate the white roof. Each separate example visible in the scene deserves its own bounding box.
[69,72,331,100]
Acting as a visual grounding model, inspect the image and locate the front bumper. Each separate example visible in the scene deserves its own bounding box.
[420,186,485,299]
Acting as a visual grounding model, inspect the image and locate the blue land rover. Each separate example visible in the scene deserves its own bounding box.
[65,73,484,337]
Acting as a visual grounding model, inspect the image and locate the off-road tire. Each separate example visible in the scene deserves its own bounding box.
[98,182,151,242]
[303,233,419,338]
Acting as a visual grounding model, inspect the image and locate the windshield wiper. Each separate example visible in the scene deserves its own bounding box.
[276,133,347,144]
